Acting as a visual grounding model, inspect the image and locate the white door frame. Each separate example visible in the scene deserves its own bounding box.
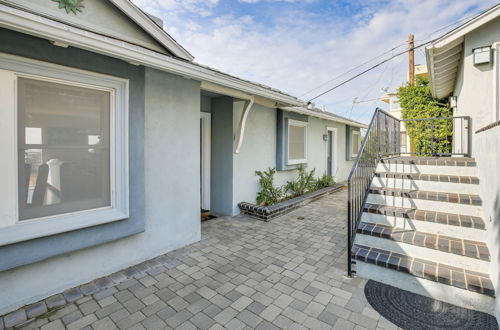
[326,127,338,177]
[200,113,211,210]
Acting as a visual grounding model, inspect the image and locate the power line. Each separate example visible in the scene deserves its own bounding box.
[307,38,434,102]
[298,42,407,98]
[305,7,488,103]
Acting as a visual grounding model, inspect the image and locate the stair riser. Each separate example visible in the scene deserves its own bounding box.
[355,262,494,315]
[355,234,489,273]
[376,163,477,176]
[366,194,482,217]
[360,212,485,241]
[371,177,480,194]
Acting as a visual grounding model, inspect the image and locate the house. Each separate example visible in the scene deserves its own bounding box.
[426,3,500,322]
[348,4,500,325]
[0,0,365,315]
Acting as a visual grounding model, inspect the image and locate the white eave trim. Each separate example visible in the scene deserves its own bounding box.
[281,106,367,128]
[0,3,302,106]
[426,4,500,98]
[109,0,194,61]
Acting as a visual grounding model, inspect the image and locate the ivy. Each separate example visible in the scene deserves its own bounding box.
[397,76,453,156]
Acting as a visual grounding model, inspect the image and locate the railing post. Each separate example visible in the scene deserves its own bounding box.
[347,179,352,277]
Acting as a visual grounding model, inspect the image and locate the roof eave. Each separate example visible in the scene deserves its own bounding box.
[0,3,301,106]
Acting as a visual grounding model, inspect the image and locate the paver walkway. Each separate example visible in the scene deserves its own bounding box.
[3,190,400,330]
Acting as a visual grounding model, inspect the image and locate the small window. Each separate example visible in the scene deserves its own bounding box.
[351,130,360,158]
[287,119,307,165]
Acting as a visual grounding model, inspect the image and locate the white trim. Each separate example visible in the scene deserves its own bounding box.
[287,119,308,165]
[326,127,338,177]
[0,4,301,107]
[108,0,194,61]
[200,112,211,211]
[351,130,361,158]
[281,106,367,128]
[0,53,129,246]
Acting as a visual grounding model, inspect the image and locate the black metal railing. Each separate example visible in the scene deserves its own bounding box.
[346,109,471,276]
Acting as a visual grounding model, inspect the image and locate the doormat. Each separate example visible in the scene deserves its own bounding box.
[364,280,498,330]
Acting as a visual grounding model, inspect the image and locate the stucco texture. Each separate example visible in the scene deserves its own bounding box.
[452,16,500,323]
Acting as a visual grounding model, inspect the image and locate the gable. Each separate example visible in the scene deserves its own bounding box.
[2,0,192,60]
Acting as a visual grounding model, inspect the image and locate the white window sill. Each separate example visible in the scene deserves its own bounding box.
[287,159,308,166]
[0,207,128,246]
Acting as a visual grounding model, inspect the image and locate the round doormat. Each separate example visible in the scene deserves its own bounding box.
[364,280,498,330]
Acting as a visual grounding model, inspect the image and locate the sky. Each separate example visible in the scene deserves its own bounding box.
[131,0,498,124]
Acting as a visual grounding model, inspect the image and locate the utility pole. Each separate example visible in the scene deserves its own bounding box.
[408,34,415,85]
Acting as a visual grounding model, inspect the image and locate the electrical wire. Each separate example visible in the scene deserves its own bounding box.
[298,42,407,98]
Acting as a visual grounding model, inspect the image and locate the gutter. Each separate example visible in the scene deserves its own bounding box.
[281,106,368,128]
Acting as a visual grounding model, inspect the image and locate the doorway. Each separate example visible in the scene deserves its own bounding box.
[200,113,211,211]
[326,127,337,177]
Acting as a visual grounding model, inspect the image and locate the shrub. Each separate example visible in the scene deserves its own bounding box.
[315,173,335,190]
[255,168,283,205]
[397,76,453,156]
[284,164,316,197]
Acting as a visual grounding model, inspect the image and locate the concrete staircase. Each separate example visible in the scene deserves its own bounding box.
[351,156,495,314]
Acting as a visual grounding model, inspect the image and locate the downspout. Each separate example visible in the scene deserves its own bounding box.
[234,96,255,154]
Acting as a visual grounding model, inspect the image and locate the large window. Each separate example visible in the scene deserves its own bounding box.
[18,78,111,220]
[0,54,128,246]
[287,119,308,165]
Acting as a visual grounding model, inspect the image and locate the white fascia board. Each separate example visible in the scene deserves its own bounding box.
[281,106,368,128]
[0,4,302,106]
[109,0,194,61]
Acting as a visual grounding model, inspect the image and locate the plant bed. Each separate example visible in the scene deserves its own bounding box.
[239,183,344,221]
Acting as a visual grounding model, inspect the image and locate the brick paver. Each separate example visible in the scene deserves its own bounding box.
[4,190,401,329]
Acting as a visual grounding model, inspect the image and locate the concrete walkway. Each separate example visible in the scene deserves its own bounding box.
[4,190,400,330]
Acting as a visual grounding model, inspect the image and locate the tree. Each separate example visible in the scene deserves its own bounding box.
[397,76,453,156]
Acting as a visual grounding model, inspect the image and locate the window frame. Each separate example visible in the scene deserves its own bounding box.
[286,119,308,165]
[351,130,361,158]
[0,53,129,247]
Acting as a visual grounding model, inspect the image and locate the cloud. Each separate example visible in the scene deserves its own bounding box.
[133,0,497,123]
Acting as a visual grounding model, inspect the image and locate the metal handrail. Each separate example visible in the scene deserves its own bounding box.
[346,108,471,276]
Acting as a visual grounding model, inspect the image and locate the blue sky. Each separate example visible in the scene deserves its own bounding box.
[132,0,497,124]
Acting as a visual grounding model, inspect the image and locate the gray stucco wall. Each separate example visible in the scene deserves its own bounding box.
[0,29,201,314]
[452,17,500,322]
[210,97,234,215]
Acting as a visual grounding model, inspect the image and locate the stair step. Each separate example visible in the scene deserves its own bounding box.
[357,222,490,261]
[376,157,478,176]
[369,187,482,206]
[380,156,477,167]
[364,204,485,230]
[351,244,495,297]
[374,172,479,184]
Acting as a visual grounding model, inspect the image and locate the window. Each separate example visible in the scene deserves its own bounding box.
[287,119,307,165]
[351,130,360,158]
[18,78,111,220]
[0,54,128,246]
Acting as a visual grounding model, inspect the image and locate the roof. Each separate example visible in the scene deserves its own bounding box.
[426,4,500,98]
[0,1,366,128]
[111,0,194,61]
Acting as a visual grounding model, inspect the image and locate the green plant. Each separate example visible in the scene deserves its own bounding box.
[255,168,283,205]
[397,76,453,156]
[315,173,335,190]
[284,164,316,197]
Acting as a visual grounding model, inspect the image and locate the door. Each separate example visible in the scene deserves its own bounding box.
[326,128,337,177]
[200,113,211,210]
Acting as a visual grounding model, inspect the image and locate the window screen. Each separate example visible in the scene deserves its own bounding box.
[18,78,111,220]
[288,123,306,162]
[352,131,360,156]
